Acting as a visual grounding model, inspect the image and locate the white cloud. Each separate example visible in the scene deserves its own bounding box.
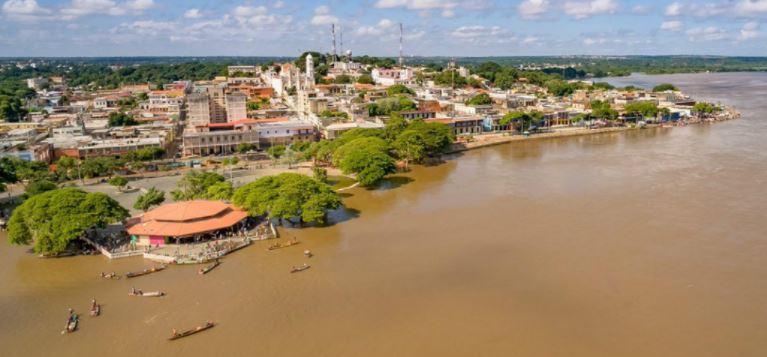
[126,0,153,11]
[232,5,292,28]
[631,5,652,15]
[184,8,202,19]
[375,0,457,10]
[2,0,49,15]
[374,0,489,17]
[115,20,174,36]
[356,18,396,36]
[738,21,760,40]
[583,37,607,45]
[310,5,338,25]
[735,0,767,15]
[450,25,516,44]
[61,0,153,19]
[665,2,682,16]
[522,36,539,44]
[686,26,727,41]
[273,1,285,9]
[563,0,617,19]
[660,20,683,31]
[518,0,549,19]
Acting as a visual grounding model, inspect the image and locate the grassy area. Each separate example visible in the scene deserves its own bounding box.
[327,175,356,190]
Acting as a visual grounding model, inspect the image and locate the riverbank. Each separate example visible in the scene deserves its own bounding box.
[447,110,739,155]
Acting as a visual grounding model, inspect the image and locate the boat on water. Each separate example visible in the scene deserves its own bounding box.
[90,299,100,317]
[125,265,166,278]
[198,260,220,275]
[129,288,164,297]
[63,313,78,334]
[168,321,216,341]
[267,239,300,251]
[100,272,120,279]
[290,263,310,273]
[39,251,75,259]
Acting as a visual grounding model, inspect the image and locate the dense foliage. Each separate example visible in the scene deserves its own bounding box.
[465,93,491,105]
[652,83,678,92]
[134,187,165,212]
[368,96,416,116]
[108,112,138,127]
[170,170,232,201]
[7,188,129,254]
[232,173,341,224]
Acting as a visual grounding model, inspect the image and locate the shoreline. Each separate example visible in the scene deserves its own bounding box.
[445,113,739,155]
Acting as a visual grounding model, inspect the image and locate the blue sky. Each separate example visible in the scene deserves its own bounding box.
[0,0,765,57]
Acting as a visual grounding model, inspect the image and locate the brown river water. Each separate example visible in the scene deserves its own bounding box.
[2,72,767,356]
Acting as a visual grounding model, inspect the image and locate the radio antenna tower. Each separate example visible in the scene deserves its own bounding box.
[399,23,404,67]
[331,24,337,62]
[339,25,344,60]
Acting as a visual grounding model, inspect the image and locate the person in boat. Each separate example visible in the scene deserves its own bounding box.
[172,328,178,336]
[91,299,97,310]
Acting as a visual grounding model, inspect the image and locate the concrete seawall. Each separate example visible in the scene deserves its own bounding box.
[446,127,635,154]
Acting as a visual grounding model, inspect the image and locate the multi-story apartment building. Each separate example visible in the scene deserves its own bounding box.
[186,92,211,128]
[225,92,248,122]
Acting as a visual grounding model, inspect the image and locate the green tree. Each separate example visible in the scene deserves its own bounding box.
[465,93,492,106]
[206,181,234,201]
[590,100,619,120]
[357,74,374,84]
[624,101,660,118]
[267,145,286,165]
[236,142,256,154]
[108,112,139,127]
[692,102,721,115]
[80,157,118,178]
[232,173,341,225]
[393,129,426,168]
[383,114,408,142]
[8,188,129,254]
[387,84,414,96]
[23,179,57,198]
[312,167,328,183]
[133,187,165,211]
[108,176,129,190]
[407,120,454,156]
[652,83,678,92]
[170,170,226,201]
[332,137,389,167]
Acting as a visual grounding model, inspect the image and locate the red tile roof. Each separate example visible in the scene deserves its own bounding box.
[127,200,248,238]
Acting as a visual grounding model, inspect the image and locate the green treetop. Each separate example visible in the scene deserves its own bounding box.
[8,188,129,254]
[134,187,165,212]
[232,173,341,225]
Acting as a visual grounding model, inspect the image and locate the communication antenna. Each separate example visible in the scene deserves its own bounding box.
[399,23,404,67]
[331,24,337,62]
[339,25,344,60]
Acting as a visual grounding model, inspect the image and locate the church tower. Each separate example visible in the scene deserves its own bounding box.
[305,54,315,87]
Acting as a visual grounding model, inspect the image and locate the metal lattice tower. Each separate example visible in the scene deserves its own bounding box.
[399,23,404,67]
[331,24,337,62]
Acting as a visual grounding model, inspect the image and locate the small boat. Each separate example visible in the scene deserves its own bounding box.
[90,303,100,317]
[198,260,220,275]
[290,263,310,273]
[40,251,75,259]
[63,313,78,334]
[129,288,164,297]
[169,321,216,341]
[100,272,120,279]
[126,265,166,278]
[303,250,313,258]
[267,239,300,251]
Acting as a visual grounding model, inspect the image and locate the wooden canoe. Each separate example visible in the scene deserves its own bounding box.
[198,261,220,275]
[169,321,216,341]
[126,265,166,278]
[129,291,164,297]
[64,314,78,333]
[267,239,300,251]
[290,264,310,273]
